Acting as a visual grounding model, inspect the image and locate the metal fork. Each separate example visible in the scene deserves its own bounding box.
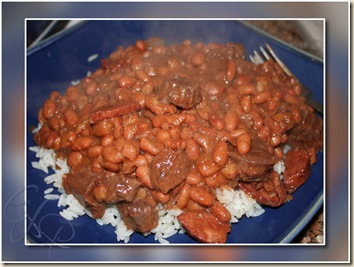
[250,44,323,114]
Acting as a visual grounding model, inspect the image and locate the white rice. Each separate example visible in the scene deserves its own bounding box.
[30,143,270,244]
[87,53,99,62]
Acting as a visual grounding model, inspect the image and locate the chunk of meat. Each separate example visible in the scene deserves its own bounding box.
[230,138,279,182]
[239,171,288,207]
[90,100,140,123]
[156,75,202,109]
[178,210,230,243]
[118,200,158,233]
[287,110,323,150]
[283,148,311,193]
[92,173,142,203]
[63,166,105,218]
[150,147,190,194]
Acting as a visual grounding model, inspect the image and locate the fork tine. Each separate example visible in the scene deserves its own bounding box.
[251,50,264,65]
[265,43,293,76]
[259,46,270,61]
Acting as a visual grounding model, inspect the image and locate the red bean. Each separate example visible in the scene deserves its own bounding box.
[212,141,229,166]
[72,136,93,151]
[236,133,251,155]
[191,52,205,66]
[43,99,56,119]
[226,60,236,82]
[189,187,215,207]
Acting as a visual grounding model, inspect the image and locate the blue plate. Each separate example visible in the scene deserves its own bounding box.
[26,20,324,244]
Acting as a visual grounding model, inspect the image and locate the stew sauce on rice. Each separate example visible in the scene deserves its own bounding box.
[33,38,323,243]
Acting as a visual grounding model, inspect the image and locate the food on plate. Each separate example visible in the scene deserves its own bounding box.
[31,38,323,243]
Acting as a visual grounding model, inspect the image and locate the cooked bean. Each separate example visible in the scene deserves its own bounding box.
[136,164,153,189]
[134,155,149,166]
[197,155,221,177]
[63,108,78,127]
[87,145,103,158]
[85,81,98,95]
[185,139,200,161]
[140,137,162,155]
[101,134,114,147]
[224,111,239,132]
[212,141,229,166]
[236,132,251,155]
[102,146,123,164]
[226,60,236,82]
[43,99,56,119]
[205,172,226,188]
[121,142,138,161]
[210,201,231,222]
[235,74,251,86]
[220,161,237,179]
[152,191,170,204]
[253,90,271,104]
[208,113,225,131]
[135,40,146,51]
[240,95,252,113]
[191,52,205,66]
[66,86,79,101]
[72,136,93,151]
[237,84,256,95]
[156,129,171,144]
[176,184,190,209]
[67,151,83,167]
[92,121,113,137]
[203,81,225,97]
[189,187,215,206]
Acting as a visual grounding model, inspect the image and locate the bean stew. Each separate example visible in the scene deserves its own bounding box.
[33,38,323,243]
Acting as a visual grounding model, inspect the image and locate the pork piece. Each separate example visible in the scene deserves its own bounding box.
[283,148,311,193]
[118,200,158,233]
[287,110,323,150]
[178,210,230,243]
[239,171,288,207]
[90,100,140,123]
[156,75,202,109]
[63,166,105,218]
[92,173,142,203]
[230,138,279,182]
[150,147,190,194]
